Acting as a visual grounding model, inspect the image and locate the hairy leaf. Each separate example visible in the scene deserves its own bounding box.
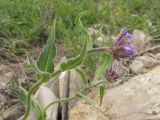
[37,72,50,82]
[37,18,57,73]
[26,52,50,82]
[75,68,88,87]
[26,52,41,75]
[75,13,92,50]
[60,14,91,71]
[94,53,113,81]
[11,87,46,120]
[60,40,87,71]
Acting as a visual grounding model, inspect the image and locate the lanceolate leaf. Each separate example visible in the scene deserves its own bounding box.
[60,40,88,71]
[26,52,41,75]
[26,52,51,82]
[60,14,91,71]
[37,18,57,73]
[75,14,92,50]
[93,25,103,43]
[75,68,88,87]
[99,85,105,106]
[94,53,113,81]
[11,87,46,120]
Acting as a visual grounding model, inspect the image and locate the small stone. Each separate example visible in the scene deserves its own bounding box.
[130,54,160,74]
[132,29,152,52]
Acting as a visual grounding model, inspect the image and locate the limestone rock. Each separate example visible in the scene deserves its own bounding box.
[35,85,59,120]
[49,69,83,100]
[133,29,146,51]
[130,54,160,74]
[19,85,59,120]
[156,53,160,60]
[48,75,60,98]
[132,29,152,52]
[69,66,160,120]
[69,69,83,97]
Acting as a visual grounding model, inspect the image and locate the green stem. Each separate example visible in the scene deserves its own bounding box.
[50,69,61,78]
[22,46,109,119]
[45,96,75,111]
[45,80,106,110]
[88,47,111,54]
[22,80,43,120]
[22,69,62,120]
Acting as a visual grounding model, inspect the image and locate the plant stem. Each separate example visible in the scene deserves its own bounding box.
[23,47,109,120]
[88,47,111,54]
[22,69,62,120]
[50,69,61,78]
[45,80,106,110]
[22,80,43,120]
[45,96,75,111]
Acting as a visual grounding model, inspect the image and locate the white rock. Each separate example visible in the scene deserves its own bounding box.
[69,66,160,120]
[35,85,59,120]
[19,85,59,120]
[130,54,160,74]
[133,29,152,52]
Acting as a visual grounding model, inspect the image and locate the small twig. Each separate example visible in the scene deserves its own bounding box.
[139,45,160,55]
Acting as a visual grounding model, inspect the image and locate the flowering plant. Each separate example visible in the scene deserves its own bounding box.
[110,28,138,60]
[11,14,138,120]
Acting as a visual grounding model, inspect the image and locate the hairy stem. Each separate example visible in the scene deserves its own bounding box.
[45,96,75,111]
[22,69,61,120]
[50,69,61,78]
[88,47,111,54]
[22,80,43,120]
[22,47,109,120]
[45,80,106,110]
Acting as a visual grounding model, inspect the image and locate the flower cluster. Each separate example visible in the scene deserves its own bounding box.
[106,64,119,83]
[107,28,138,82]
[110,28,138,60]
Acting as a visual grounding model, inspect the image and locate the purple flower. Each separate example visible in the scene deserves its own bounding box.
[106,64,119,83]
[110,28,139,60]
[126,33,132,41]
[114,28,129,46]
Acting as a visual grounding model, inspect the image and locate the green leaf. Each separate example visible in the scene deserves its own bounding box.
[83,53,100,71]
[11,87,46,120]
[93,25,103,43]
[99,85,105,106]
[37,72,50,82]
[37,18,57,73]
[60,40,87,71]
[26,52,41,75]
[26,52,50,82]
[94,53,113,81]
[75,68,88,87]
[75,13,92,50]
[60,14,91,71]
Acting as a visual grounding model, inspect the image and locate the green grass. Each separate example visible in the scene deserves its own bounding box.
[0,0,55,53]
[0,0,160,54]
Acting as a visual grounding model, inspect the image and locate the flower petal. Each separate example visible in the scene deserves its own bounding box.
[124,44,134,51]
[126,33,133,41]
[121,28,128,36]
